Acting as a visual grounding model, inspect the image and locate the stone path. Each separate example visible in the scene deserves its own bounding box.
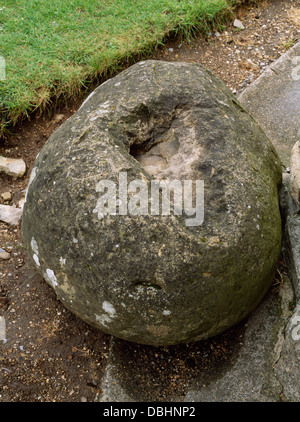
[238,41,300,168]
[95,42,300,402]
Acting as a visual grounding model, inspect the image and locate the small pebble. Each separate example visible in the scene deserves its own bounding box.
[0,156,26,178]
[1,192,12,201]
[233,19,245,30]
[0,250,10,260]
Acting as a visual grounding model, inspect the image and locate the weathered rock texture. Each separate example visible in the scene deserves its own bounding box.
[22,60,282,346]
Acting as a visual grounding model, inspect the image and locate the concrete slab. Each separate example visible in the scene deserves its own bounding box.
[96,338,134,402]
[95,276,294,402]
[238,41,300,167]
[274,302,300,402]
[280,173,300,299]
[185,278,293,402]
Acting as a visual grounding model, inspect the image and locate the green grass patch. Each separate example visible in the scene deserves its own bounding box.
[0,0,246,137]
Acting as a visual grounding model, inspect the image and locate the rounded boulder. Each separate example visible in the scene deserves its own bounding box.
[22,60,282,346]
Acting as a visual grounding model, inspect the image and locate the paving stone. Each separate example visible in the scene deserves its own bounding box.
[238,41,300,167]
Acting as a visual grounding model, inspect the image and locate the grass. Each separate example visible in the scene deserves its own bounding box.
[0,0,247,137]
[281,37,298,50]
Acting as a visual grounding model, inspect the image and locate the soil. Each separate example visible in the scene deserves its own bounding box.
[0,0,299,402]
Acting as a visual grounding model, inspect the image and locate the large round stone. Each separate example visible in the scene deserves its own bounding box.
[22,60,282,346]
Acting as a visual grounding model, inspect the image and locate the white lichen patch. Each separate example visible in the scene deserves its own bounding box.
[59,256,66,266]
[95,313,112,328]
[31,238,40,266]
[33,254,40,267]
[95,301,117,327]
[44,269,58,288]
[102,301,116,316]
[30,237,39,255]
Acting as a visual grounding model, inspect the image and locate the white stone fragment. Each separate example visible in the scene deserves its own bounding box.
[0,156,26,178]
[0,205,23,225]
[0,316,6,341]
[0,250,10,260]
[233,19,245,30]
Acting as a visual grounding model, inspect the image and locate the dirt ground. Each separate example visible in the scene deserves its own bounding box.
[0,0,300,402]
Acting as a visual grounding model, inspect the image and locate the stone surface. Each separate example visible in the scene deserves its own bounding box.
[233,19,245,30]
[96,339,133,402]
[1,192,12,202]
[270,175,300,403]
[185,278,293,402]
[238,41,300,167]
[95,277,294,402]
[280,173,300,299]
[0,156,26,178]
[290,141,300,205]
[274,303,300,402]
[0,204,23,226]
[22,60,282,346]
[0,249,10,260]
